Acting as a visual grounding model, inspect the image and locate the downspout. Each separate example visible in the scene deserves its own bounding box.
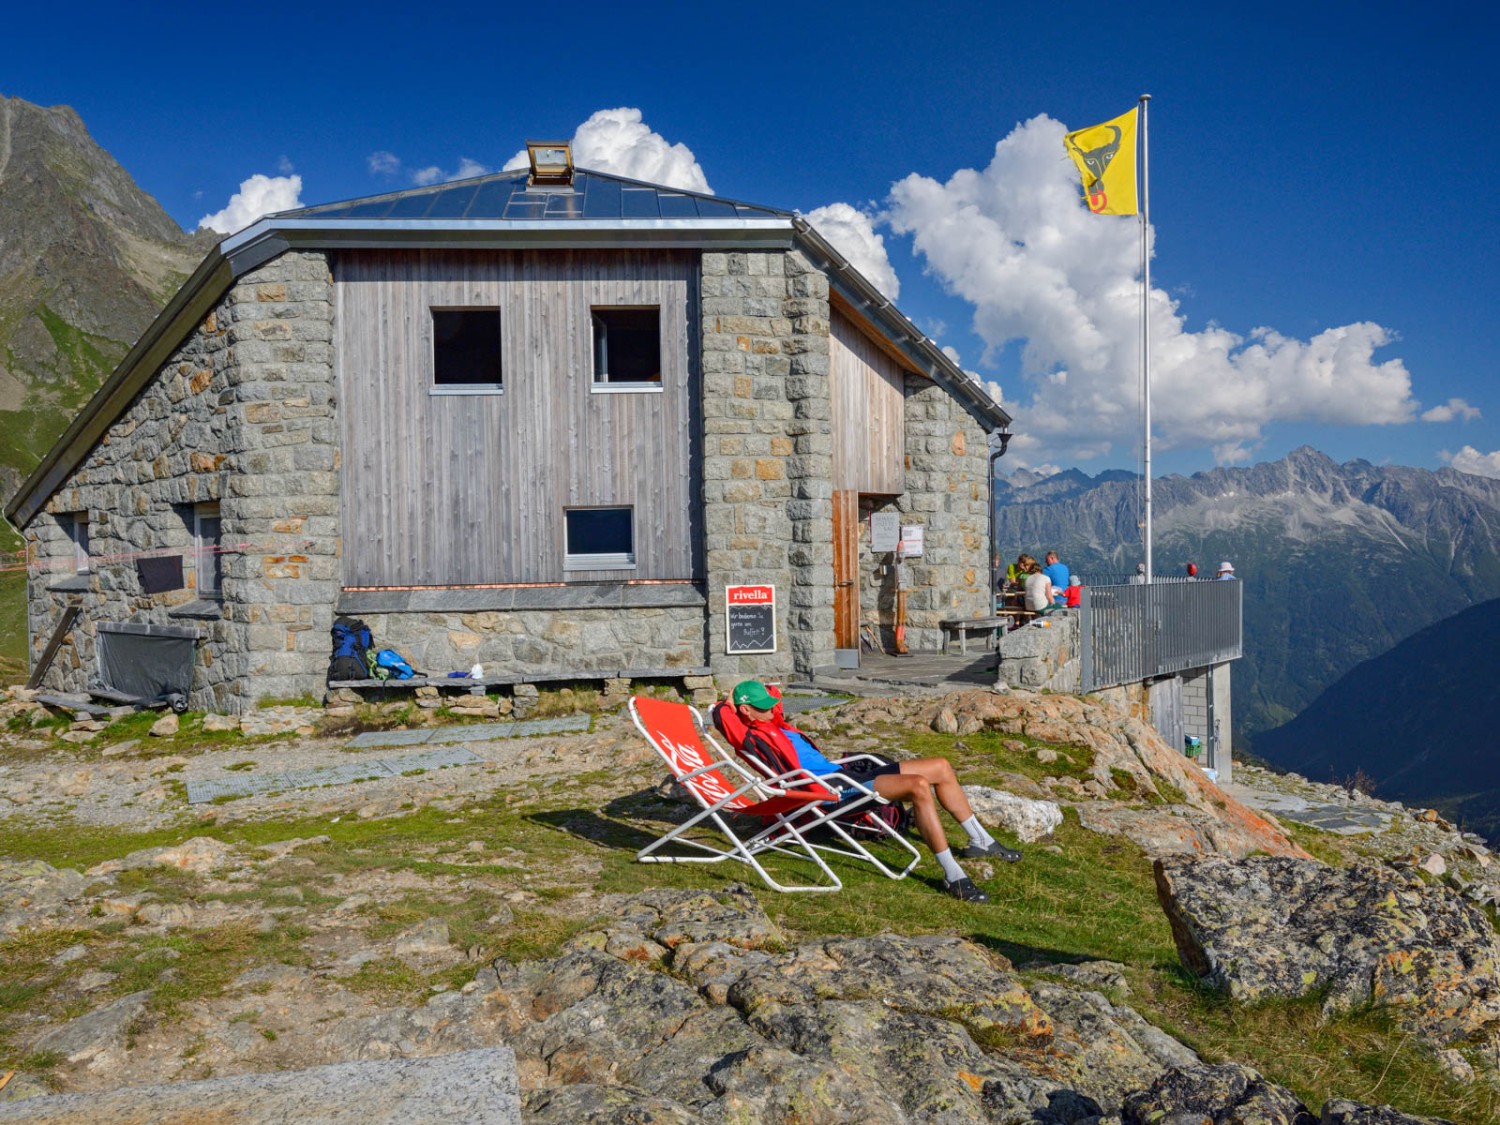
[987,429,1012,612]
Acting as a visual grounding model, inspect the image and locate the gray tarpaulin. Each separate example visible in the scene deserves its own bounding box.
[98,621,199,701]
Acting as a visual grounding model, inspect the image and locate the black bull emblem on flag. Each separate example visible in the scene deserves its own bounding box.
[1067,125,1121,213]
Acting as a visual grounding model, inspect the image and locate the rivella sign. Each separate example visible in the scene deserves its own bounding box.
[725,584,777,654]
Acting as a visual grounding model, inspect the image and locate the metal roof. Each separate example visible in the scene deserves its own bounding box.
[276,168,791,224]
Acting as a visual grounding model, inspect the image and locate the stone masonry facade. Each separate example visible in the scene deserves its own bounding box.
[26,251,340,713]
[26,243,999,708]
[888,374,992,651]
[700,248,834,680]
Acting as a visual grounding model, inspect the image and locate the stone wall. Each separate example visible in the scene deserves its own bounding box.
[25,251,338,712]
[700,249,833,680]
[996,611,1081,691]
[1182,662,1235,782]
[344,603,706,677]
[893,374,993,651]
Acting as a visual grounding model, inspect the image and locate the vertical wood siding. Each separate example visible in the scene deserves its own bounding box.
[829,308,906,494]
[336,249,699,586]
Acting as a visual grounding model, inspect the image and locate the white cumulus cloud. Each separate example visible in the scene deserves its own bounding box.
[368,150,401,176]
[1443,446,1500,478]
[802,202,900,300]
[409,157,490,186]
[1421,398,1481,423]
[883,115,1420,465]
[198,173,303,235]
[504,108,711,194]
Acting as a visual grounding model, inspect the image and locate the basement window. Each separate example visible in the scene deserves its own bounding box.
[591,308,662,391]
[432,309,503,392]
[564,506,636,571]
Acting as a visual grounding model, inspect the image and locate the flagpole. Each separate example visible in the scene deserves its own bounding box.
[1139,93,1153,583]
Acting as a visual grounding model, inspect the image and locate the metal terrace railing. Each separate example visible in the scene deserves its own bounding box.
[1078,579,1243,692]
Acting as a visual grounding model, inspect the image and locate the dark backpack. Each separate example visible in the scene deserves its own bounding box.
[328,616,373,682]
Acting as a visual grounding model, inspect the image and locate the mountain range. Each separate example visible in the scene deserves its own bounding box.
[995,448,1500,748]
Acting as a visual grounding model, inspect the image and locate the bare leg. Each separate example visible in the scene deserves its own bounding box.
[871,772,946,855]
[893,758,973,823]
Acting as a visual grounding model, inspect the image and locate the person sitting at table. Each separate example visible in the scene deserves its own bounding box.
[1042,551,1070,605]
[1023,560,1054,613]
[1007,553,1037,588]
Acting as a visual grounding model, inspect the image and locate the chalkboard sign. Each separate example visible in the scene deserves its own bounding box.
[725,584,777,654]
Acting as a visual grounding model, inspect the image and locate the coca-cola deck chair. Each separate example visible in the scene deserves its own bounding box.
[628,696,919,893]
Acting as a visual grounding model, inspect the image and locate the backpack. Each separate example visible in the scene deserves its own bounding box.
[374,648,416,680]
[328,616,373,682]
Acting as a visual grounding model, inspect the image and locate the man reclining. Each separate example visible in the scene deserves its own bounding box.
[716,680,1021,902]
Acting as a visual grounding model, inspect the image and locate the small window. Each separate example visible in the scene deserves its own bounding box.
[66,512,90,574]
[432,309,502,390]
[564,507,635,570]
[194,503,222,598]
[592,308,661,388]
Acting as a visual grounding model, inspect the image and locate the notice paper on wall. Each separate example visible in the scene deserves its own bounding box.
[725,584,777,654]
[869,512,900,553]
[899,525,924,558]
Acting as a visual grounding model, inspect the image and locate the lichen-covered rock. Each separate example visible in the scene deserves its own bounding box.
[1121,1062,1315,1123]
[1154,856,1500,1047]
[1318,1099,1457,1124]
[482,884,1198,1122]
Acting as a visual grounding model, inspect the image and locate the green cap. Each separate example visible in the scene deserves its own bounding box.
[732,680,778,711]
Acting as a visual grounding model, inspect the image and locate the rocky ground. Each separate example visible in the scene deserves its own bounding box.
[0,684,1495,1122]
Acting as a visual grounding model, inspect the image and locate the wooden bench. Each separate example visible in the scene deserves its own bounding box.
[939,613,1030,655]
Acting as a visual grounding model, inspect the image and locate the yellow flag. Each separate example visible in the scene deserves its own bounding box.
[1063,108,1138,215]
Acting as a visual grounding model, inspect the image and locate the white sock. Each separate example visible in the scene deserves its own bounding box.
[960,815,994,850]
[935,848,966,883]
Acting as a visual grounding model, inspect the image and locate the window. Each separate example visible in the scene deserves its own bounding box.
[432,309,502,391]
[564,507,635,570]
[592,307,661,389]
[194,503,222,598]
[65,512,90,574]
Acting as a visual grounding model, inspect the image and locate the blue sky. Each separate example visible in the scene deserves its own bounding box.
[4,1,1494,480]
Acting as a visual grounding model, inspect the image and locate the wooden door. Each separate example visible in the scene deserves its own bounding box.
[832,490,859,655]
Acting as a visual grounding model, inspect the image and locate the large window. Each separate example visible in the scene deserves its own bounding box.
[194,503,222,598]
[66,512,89,574]
[564,506,635,571]
[432,308,503,391]
[591,307,661,389]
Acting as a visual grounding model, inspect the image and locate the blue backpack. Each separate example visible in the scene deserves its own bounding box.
[328,617,373,682]
[374,649,416,680]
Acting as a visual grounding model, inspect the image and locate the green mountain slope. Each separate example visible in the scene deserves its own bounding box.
[1255,597,1500,841]
[0,95,208,541]
[0,95,208,674]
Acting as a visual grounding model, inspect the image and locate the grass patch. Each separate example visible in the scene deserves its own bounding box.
[892,728,1094,788]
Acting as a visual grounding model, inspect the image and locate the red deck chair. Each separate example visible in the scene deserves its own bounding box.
[628,696,918,892]
[709,692,916,846]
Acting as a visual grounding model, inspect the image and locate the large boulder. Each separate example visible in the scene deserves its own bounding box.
[487,885,1200,1122]
[1154,855,1500,1047]
[1119,1063,1455,1125]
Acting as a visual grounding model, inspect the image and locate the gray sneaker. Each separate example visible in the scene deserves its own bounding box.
[960,841,1022,862]
[943,876,990,903]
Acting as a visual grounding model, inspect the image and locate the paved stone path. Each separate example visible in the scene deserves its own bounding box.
[185,715,591,803]
[1220,781,1394,835]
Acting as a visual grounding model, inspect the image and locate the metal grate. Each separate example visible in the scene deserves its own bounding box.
[1079,580,1242,693]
